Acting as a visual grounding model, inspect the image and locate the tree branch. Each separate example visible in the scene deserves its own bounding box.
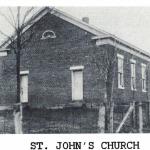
[21,32,34,48]
[0,10,16,30]
[0,30,15,50]
[8,7,17,28]
[21,7,34,28]
[17,7,21,29]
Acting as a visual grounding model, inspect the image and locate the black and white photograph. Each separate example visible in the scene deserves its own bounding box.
[0,7,150,134]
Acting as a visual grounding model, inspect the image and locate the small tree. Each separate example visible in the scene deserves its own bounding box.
[0,7,37,133]
[92,40,117,133]
[0,7,36,104]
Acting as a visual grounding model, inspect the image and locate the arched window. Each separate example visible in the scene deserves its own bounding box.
[41,30,56,40]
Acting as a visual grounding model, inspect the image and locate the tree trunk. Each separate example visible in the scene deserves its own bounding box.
[98,103,105,133]
[110,101,114,132]
[14,108,23,134]
[132,102,136,129]
[148,101,150,125]
[14,31,23,134]
[107,67,115,133]
[139,102,143,133]
[16,32,21,103]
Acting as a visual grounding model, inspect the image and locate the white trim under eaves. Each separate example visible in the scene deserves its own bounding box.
[93,35,150,57]
[96,39,150,61]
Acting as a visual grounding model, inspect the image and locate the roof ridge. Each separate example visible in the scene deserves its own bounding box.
[52,7,110,36]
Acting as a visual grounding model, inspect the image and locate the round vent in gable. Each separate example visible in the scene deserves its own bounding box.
[41,30,56,40]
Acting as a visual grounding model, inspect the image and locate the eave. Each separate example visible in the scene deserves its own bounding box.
[92,35,150,62]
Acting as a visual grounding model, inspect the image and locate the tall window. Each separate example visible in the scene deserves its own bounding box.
[70,66,84,101]
[130,59,136,90]
[141,63,147,92]
[117,54,124,89]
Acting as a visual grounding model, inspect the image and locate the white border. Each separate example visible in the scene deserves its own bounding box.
[1,0,150,6]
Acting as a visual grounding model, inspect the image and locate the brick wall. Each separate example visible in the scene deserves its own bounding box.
[0,13,107,107]
[0,110,15,133]
[22,107,99,133]
[113,48,149,103]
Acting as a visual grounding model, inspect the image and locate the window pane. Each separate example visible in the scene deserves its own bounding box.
[131,63,135,77]
[131,62,136,90]
[141,64,146,91]
[118,56,124,88]
[118,58,123,73]
[142,66,146,79]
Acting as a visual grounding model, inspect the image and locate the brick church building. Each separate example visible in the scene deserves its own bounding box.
[0,7,150,133]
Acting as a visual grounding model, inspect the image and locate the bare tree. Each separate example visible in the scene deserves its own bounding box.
[0,7,35,104]
[92,40,117,133]
[0,7,36,133]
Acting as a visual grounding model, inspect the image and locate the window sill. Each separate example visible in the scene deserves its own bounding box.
[67,101,85,108]
[131,88,137,91]
[118,86,125,89]
[142,90,147,92]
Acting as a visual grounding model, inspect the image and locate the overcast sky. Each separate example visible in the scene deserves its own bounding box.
[0,7,150,53]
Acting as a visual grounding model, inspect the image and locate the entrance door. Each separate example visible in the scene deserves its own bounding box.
[20,73,28,103]
[72,70,83,101]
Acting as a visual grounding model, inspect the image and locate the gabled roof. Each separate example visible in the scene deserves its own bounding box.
[0,7,109,48]
[1,7,150,61]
